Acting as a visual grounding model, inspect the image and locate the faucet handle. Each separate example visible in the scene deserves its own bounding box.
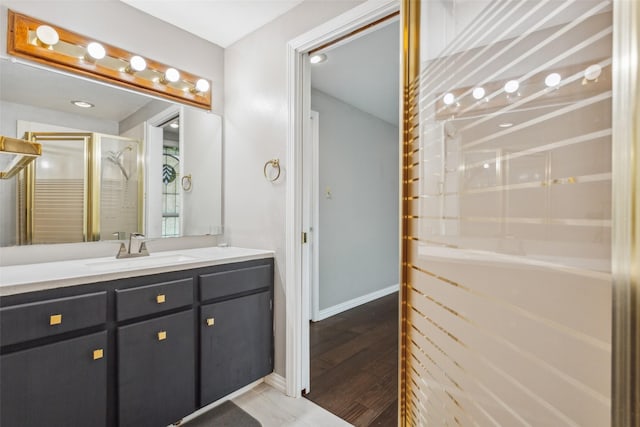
[116,242,128,259]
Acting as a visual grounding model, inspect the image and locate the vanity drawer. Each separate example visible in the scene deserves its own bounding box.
[116,278,193,321]
[0,292,107,346]
[200,264,271,301]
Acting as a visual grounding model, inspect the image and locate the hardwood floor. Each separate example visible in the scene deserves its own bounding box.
[304,293,399,427]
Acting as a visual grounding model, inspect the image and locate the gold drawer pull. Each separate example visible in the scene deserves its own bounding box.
[156,294,166,304]
[93,349,104,360]
[49,314,62,325]
[206,318,215,327]
[157,331,167,341]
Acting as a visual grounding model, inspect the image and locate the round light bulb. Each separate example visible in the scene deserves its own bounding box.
[442,92,455,105]
[584,64,602,81]
[504,80,519,94]
[545,72,561,87]
[472,87,485,100]
[164,68,180,83]
[35,25,59,47]
[129,55,146,72]
[195,78,210,93]
[87,42,106,60]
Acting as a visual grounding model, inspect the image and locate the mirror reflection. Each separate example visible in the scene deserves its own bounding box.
[0,58,222,247]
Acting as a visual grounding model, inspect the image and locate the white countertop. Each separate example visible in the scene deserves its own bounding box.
[0,246,274,296]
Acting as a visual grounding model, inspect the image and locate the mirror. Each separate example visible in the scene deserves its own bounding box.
[0,58,222,247]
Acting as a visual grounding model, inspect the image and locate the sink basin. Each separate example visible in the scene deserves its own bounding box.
[85,254,200,271]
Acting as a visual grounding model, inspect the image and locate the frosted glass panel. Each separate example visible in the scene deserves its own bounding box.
[404,1,612,426]
[31,138,87,244]
[99,136,140,239]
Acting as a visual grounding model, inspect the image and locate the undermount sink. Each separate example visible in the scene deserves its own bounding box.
[85,254,200,271]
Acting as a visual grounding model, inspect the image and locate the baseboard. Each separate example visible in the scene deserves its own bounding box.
[315,284,399,321]
[264,372,286,393]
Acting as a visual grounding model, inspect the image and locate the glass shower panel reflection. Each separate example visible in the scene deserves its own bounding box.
[98,135,141,240]
[404,1,612,426]
[25,135,89,244]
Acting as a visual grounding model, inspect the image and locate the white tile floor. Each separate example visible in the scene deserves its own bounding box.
[232,383,353,427]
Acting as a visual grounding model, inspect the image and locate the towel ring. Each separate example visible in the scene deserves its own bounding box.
[181,174,192,191]
[263,159,281,182]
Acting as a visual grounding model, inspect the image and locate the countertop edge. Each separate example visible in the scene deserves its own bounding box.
[0,249,274,297]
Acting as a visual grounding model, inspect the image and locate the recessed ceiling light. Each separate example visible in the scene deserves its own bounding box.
[71,100,94,108]
[310,53,327,64]
[169,122,179,129]
[498,122,513,128]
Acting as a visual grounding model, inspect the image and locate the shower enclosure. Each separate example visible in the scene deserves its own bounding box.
[17,132,142,245]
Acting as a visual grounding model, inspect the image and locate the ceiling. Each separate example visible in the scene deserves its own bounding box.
[311,20,400,126]
[120,0,305,48]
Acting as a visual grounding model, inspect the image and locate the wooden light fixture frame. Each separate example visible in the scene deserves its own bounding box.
[6,10,212,110]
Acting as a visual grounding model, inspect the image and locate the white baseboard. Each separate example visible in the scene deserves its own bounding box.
[315,284,399,321]
[264,372,286,393]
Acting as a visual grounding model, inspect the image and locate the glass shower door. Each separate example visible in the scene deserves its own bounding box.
[401,1,613,425]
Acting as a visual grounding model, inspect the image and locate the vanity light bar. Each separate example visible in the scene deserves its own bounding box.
[6,10,212,110]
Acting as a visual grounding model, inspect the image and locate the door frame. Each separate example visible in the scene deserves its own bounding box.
[284,0,400,398]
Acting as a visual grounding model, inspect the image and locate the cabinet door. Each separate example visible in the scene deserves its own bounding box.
[200,291,273,405]
[117,310,195,427]
[0,331,107,427]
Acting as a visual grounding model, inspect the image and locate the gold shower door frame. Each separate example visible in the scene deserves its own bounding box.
[19,132,144,244]
[399,1,639,426]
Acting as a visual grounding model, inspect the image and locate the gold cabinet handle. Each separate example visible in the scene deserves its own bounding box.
[206,318,215,327]
[93,349,104,360]
[156,294,166,304]
[49,314,62,325]
[157,331,167,341]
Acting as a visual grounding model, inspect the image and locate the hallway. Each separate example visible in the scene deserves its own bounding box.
[305,293,398,426]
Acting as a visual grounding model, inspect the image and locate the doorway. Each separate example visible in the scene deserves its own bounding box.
[299,9,401,427]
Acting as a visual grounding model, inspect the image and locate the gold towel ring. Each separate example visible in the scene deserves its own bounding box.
[263,159,281,182]
[181,174,192,191]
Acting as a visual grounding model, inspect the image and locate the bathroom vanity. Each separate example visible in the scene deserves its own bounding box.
[0,247,274,427]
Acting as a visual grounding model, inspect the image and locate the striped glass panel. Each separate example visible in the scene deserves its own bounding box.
[404,1,612,426]
[32,139,87,244]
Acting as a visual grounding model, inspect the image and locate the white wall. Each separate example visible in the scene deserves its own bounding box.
[311,89,399,310]
[0,0,225,116]
[224,0,363,377]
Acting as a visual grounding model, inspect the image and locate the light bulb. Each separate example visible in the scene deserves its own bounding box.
[86,42,106,60]
[442,92,455,105]
[195,79,210,93]
[545,73,561,87]
[504,80,519,94]
[584,64,602,81]
[472,87,485,100]
[164,68,180,83]
[35,25,59,47]
[129,55,146,72]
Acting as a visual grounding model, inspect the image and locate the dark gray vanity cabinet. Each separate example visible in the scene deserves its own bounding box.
[200,291,272,405]
[118,310,195,427]
[0,331,108,427]
[0,257,274,427]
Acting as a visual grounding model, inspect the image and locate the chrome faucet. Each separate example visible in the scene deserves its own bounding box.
[116,232,150,259]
